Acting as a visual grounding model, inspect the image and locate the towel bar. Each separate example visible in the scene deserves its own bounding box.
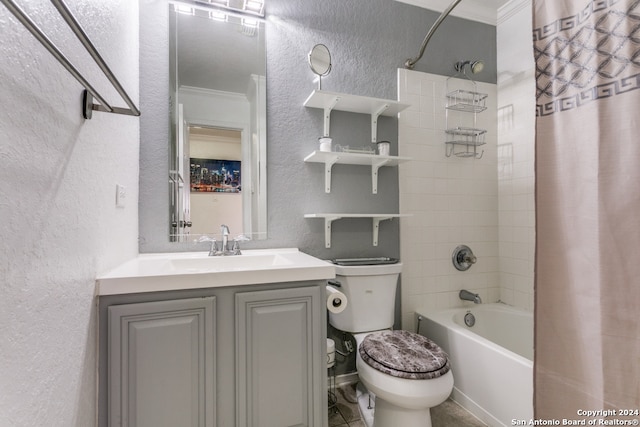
[1,0,140,119]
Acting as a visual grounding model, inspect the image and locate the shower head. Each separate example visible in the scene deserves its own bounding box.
[470,60,484,73]
[454,60,484,74]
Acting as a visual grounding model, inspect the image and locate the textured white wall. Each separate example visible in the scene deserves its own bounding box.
[0,1,139,426]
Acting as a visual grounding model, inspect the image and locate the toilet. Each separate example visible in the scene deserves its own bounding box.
[328,261,454,427]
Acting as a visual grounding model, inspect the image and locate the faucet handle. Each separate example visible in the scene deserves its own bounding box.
[197,235,219,256]
[232,234,250,255]
[464,253,477,264]
[209,240,219,256]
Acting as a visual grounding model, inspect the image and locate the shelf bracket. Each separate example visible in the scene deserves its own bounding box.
[323,96,340,137]
[323,215,341,248]
[323,156,340,193]
[371,104,389,143]
[371,158,391,194]
[372,216,392,246]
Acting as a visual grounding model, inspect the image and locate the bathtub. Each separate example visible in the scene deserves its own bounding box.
[417,303,533,426]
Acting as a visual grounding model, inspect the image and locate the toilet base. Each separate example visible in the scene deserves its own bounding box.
[374,398,433,427]
[356,382,375,427]
[356,382,434,427]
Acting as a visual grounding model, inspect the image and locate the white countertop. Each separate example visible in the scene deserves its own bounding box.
[96,248,336,296]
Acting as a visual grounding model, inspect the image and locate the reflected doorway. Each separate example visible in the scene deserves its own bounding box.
[189,126,243,236]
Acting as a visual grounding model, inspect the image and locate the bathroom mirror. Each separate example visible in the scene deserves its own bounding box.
[169,3,267,241]
[308,44,331,89]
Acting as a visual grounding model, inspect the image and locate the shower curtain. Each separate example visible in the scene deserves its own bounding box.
[533,0,640,419]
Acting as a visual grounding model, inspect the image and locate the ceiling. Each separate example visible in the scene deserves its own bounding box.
[395,0,513,25]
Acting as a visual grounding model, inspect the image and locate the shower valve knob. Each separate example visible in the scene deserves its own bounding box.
[452,245,476,271]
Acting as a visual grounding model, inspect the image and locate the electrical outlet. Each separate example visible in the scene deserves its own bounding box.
[116,184,126,208]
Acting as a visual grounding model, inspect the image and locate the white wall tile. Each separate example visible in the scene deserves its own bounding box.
[496,4,535,311]
[400,4,536,323]
[400,70,500,324]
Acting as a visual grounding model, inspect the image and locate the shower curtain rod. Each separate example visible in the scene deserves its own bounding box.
[404,0,463,69]
[0,0,140,120]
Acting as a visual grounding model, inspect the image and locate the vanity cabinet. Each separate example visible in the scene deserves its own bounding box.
[236,287,324,426]
[107,298,216,427]
[99,281,327,427]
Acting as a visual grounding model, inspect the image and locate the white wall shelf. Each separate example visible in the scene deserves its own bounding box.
[304,214,409,248]
[304,150,412,194]
[303,90,409,142]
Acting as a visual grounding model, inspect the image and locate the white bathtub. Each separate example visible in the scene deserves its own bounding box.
[417,303,533,426]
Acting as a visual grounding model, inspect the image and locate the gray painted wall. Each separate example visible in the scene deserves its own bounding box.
[139,0,496,375]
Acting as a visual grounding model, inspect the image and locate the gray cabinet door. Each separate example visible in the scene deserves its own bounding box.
[236,286,324,427]
[108,297,215,427]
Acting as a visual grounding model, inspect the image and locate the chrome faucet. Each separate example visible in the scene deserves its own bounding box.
[203,225,246,256]
[220,224,230,254]
[459,289,482,304]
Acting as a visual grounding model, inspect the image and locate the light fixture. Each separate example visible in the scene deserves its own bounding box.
[205,0,229,20]
[241,16,259,36]
[242,17,259,28]
[243,0,264,15]
[209,10,228,21]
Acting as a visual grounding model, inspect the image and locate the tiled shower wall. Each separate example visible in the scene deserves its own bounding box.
[496,0,535,311]
[398,0,536,329]
[398,69,499,330]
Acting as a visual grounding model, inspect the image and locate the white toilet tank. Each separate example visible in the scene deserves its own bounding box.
[328,261,402,333]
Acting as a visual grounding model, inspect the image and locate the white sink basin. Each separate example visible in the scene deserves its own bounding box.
[97,248,335,295]
[170,252,293,272]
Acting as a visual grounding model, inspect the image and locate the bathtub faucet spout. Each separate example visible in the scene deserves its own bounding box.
[459,289,482,304]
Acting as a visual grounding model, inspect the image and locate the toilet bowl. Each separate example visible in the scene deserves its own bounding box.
[327,260,454,427]
[354,331,454,427]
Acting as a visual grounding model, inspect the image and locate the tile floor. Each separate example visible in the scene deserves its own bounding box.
[328,383,487,427]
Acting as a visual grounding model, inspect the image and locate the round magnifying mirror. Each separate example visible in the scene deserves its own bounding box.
[308,44,332,76]
[308,44,331,90]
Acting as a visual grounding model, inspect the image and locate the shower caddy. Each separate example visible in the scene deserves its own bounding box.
[444,75,487,159]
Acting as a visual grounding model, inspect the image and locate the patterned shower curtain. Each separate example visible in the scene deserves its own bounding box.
[533,0,640,420]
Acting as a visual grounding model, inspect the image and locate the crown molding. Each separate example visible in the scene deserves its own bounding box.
[497,0,530,26]
[179,85,248,101]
